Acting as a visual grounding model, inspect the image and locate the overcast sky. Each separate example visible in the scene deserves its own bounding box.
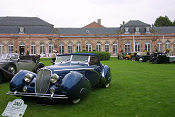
[1,0,175,27]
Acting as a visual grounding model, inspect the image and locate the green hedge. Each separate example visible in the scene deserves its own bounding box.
[77,51,110,60]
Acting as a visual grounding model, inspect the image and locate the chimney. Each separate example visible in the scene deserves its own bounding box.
[97,19,101,25]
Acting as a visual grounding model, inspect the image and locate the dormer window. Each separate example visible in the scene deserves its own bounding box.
[124,27,129,34]
[19,27,24,34]
[135,27,140,33]
[146,27,150,33]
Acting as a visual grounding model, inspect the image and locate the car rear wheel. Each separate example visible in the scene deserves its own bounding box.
[8,65,17,74]
[72,98,80,104]
[0,72,3,83]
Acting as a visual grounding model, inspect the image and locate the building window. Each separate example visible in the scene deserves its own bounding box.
[105,42,109,52]
[40,43,45,54]
[146,27,150,33]
[76,42,81,52]
[113,42,118,55]
[59,43,64,54]
[135,27,140,33]
[145,42,151,52]
[135,42,141,52]
[125,42,131,53]
[124,27,129,34]
[86,42,92,52]
[49,42,54,54]
[96,42,101,52]
[19,27,24,34]
[68,42,73,54]
[157,42,162,52]
[8,42,14,53]
[166,41,170,49]
[0,43,4,54]
[31,42,36,55]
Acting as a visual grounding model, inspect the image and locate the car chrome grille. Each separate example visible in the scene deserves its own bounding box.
[35,69,51,94]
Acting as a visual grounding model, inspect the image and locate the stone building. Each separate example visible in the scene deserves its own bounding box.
[0,16,175,57]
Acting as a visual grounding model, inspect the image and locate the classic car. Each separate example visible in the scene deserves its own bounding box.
[150,53,175,64]
[7,53,111,104]
[135,52,151,62]
[0,53,45,83]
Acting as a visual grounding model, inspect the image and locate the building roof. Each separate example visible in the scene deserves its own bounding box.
[0,17,55,34]
[56,28,119,35]
[0,17,175,35]
[0,16,53,26]
[154,27,175,34]
[0,26,55,34]
[122,20,151,27]
[83,21,105,28]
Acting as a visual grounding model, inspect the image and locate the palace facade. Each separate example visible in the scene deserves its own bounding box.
[0,16,175,57]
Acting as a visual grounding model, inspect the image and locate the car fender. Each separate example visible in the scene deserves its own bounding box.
[60,71,91,99]
[101,65,111,84]
[0,67,14,81]
[10,70,36,92]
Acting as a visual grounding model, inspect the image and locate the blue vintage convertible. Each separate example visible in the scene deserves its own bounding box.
[7,53,111,104]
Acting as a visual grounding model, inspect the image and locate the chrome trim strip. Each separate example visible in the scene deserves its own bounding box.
[6,92,68,99]
[54,67,94,72]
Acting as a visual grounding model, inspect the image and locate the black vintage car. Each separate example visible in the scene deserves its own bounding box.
[7,53,111,104]
[0,53,45,83]
[135,52,151,62]
[150,53,175,64]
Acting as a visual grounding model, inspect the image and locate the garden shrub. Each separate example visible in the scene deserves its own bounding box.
[77,51,110,60]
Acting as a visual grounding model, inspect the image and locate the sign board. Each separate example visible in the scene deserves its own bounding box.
[2,99,27,117]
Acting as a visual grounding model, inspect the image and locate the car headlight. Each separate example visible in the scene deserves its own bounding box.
[23,86,28,92]
[50,74,59,83]
[24,73,33,83]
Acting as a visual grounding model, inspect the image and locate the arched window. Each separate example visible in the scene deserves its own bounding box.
[76,42,81,52]
[31,42,36,55]
[59,43,64,54]
[8,42,14,53]
[113,42,118,55]
[157,41,162,52]
[68,42,73,53]
[125,42,131,53]
[135,42,141,52]
[96,42,101,52]
[0,43,4,54]
[40,42,45,54]
[105,42,109,52]
[49,42,54,54]
[145,42,151,52]
[86,42,92,52]
[166,41,170,49]
[19,42,25,46]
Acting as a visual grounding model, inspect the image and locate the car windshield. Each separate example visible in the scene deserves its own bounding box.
[55,55,89,63]
[0,53,19,60]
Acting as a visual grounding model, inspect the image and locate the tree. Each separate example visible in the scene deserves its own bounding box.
[173,20,175,26]
[154,16,173,27]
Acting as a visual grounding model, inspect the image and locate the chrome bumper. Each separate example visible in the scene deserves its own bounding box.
[6,91,68,99]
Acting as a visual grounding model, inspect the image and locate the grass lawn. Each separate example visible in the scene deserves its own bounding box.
[0,58,175,117]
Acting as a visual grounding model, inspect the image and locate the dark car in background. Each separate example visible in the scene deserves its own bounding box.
[0,53,45,83]
[150,53,175,64]
[135,52,151,62]
[7,53,111,104]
